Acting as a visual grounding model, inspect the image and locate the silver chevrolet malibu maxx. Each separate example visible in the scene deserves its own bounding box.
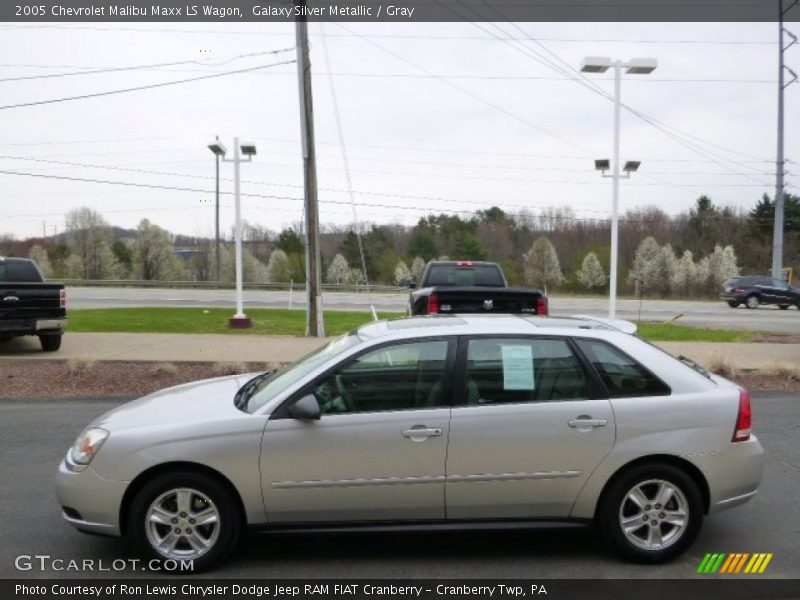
[56,315,764,571]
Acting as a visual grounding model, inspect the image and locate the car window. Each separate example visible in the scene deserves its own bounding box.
[464,338,587,405]
[313,340,451,415]
[575,339,670,398]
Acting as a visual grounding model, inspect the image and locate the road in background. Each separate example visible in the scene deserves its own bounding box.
[65,287,800,333]
[0,393,796,579]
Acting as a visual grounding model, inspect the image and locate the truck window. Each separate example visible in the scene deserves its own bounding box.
[425,265,504,287]
[0,260,43,282]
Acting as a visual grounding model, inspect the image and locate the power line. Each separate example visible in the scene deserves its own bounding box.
[0,56,296,111]
[0,24,776,45]
[0,50,284,82]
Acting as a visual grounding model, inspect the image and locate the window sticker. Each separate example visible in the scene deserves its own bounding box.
[501,344,535,390]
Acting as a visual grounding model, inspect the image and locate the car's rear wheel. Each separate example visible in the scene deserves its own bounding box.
[779,304,789,310]
[39,334,62,352]
[598,463,703,563]
[727,301,739,308]
[127,472,241,572]
[745,295,760,309]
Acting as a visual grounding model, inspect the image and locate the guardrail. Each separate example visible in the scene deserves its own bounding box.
[61,279,406,294]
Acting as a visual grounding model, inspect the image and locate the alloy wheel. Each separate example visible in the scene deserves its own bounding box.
[618,479,689,551]
[145,487,220,560]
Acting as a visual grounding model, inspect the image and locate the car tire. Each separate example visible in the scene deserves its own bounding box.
[779,305,789,310]
[727,301,739,308]
[127,471,241,572]
[598,463,703,564]
[745,295,760,309]
[39,334,62,352]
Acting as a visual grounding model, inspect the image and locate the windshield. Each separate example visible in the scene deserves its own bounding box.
[245,333,362,413]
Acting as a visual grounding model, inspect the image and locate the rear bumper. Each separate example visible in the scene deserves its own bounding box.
[719,293,745,302]
[686,436,765,514]
[0,317,66,334]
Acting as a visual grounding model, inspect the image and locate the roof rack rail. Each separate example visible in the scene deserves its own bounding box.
[569,315,638,335]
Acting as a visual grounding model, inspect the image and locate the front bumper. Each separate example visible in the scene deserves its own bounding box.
[55,457,128,537]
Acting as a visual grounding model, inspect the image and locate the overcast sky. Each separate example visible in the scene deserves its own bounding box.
[0,21,795,241]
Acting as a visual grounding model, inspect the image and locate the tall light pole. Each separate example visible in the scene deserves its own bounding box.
[209,137,257,328]
[773,0,798,280]
[208,136,226,283]
[580,56,657,319]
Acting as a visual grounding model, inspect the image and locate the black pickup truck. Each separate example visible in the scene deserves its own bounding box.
[408,260,548,316]
[0,257,67,351]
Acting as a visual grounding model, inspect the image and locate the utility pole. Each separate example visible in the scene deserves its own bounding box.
[215,134,221,283]
[772,0,798,280]
[296,0,324,337]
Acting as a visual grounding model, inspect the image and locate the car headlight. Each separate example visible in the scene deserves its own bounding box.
[70,428,109,466]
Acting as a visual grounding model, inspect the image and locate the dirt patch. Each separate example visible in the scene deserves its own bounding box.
[750,333,800,344]
[1,359,798,399]
[0,360,280,399]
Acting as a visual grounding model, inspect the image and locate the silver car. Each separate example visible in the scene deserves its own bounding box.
[56,315,764,571]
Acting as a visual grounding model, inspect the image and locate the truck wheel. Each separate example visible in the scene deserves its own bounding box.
[39,334,62,352]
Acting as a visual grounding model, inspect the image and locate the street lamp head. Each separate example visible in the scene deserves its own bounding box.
[240,143,257,157]
[625,58,657,75]
[623,160,641,173]
[208,141,227,157]
[594,159,611,171]
[580,56,612,73]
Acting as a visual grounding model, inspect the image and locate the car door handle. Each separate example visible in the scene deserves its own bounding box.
[568,417,608,428]
[402,427,443,439]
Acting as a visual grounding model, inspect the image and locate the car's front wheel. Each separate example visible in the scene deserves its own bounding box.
[779,304,789,310]
[745,295,760,309]
[727,300,739,308]
[127,471,241,572]
[598,463,703,563]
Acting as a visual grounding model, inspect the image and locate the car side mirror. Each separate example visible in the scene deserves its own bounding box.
[287,394,321,420]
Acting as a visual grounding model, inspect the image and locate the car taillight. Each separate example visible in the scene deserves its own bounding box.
[456,261,474,267]
[427,293,440,314]
[59,289,66,309]
[732,388,751,442]
[734,287,744,293]
[536,296,548,316]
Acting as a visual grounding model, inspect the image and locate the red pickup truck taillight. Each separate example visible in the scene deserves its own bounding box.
[427,293,440,314]
[536,296,548,316]
[59,289,66,309]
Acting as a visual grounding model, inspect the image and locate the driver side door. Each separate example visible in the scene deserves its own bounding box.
[260,337,455,523]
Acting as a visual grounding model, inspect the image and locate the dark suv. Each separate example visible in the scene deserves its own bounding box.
[720,275,800,309]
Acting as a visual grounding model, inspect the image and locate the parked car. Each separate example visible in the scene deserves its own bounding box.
[56,314,763,571]
[720,275,800,309]
[408,260,547,316]
[0,257,66,351]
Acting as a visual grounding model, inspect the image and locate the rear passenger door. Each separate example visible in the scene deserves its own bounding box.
[445,336,616,519]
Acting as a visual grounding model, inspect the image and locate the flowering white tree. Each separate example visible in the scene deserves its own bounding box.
[523,236,564,293]
[326,253,351,284]
[699,245,739,292]
[575,251,606,291]
[28,245,52,279]
[410,256,426,282]
[265,249,291,283]
[672,250,700,296]
[629,236,662,295]
[393,260,411,285]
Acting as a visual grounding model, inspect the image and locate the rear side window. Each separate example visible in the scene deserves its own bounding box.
[425,265,504,287]
[0,260,42,282]
[464,337,587,404]
[575,339,670,398]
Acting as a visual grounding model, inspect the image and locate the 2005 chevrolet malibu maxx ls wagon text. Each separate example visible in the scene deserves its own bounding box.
[56,314,764,571]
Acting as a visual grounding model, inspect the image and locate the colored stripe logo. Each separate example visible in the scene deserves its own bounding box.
[697,553,773,574]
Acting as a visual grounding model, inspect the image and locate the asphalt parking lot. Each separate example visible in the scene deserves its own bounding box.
[0,393,797,579]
